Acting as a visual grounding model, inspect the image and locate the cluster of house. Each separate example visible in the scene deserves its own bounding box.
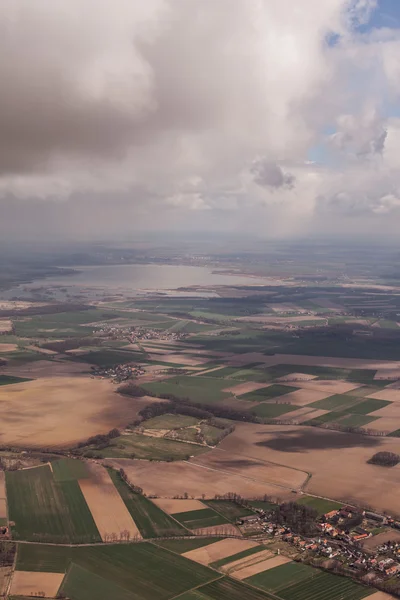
[237,504,400,579]
[90,363,145,383]
[94,323,187,343]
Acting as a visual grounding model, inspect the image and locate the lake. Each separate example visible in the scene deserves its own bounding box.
[2,264,273,300]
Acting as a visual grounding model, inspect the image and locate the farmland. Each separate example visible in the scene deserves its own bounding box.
[0,376,153,448]
[16,543,216,600]
[172,508,229,530]
[108,468,188,537]
[245,562,371,600]
[5,245,400,598]
[6,465,101,543]
[94,432,208,460]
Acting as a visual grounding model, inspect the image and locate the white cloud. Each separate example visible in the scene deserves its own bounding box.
[1,0,400,238]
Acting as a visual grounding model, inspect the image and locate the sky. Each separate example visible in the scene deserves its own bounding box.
[2,0,400,241]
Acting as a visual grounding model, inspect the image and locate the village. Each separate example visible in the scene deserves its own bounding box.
[94,322,188,343]
[235,502,400,585]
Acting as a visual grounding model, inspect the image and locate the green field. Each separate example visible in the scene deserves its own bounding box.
[6,465,101,543]
[177,577,276,599]
[204,500,253,522]
[73,348,145,367]
[295,496,342,516]
[308,394,360,411]
[141,414,199,429]
[18,543,216,600]
[242,384,297,401]
[142,376,232,405]
[172,508,229,530]
[245,562,320,593]
[278,571,371,600]
[210,545,265,569]
[345,398,392,415]
[336,414,379,428]
[16,544,72,572]
[252,402,299,418]
[108,469,188,537]
[153,538,222,554]
[51,458,89,482]
[246,562,371,600]
[388,429,400,437]
[94,432,207,461]
[0,375,31,386]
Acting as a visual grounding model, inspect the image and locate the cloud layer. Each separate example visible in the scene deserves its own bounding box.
[1,0,400,239]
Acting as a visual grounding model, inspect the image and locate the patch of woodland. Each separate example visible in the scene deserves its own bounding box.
[367,451,400,467]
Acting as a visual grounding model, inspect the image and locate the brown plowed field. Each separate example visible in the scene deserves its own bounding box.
[0,376,155,448]
[183,539,258,565]
[219,423,400,515]
[104,458,292,500]
[190,449,308,489]
[79,462,141,541]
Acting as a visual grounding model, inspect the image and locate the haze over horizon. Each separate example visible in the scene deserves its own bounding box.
[2,0,400,241]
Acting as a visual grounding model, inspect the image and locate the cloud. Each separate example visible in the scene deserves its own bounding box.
[1,0,400,240]
[250,159,296,190]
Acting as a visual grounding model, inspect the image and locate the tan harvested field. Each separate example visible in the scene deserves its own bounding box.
[374,369,400,380]
[231,554,290,580]
[79,463,141,541]
[367,592,397,600]
[294,409,330,424]
[0,320,12,334]
[369,402,400,418]
[193,523,240,536]
[286,379,361,394]
[277,373,318,382]
[104,458,292,499]
[0,358,92,378]
[10,571,64,598]
[0,472,6,519]
[368,389,400,402]
[191,449,308,489]
[274,389,332,407]
[0,376,155,448]
[152,498,206,513]
[0,343,17,353]
[183,539,259,565]
[368,417,400,433]
[223,382,271,395]
[219,423,400,515]
[148,353,208,366]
